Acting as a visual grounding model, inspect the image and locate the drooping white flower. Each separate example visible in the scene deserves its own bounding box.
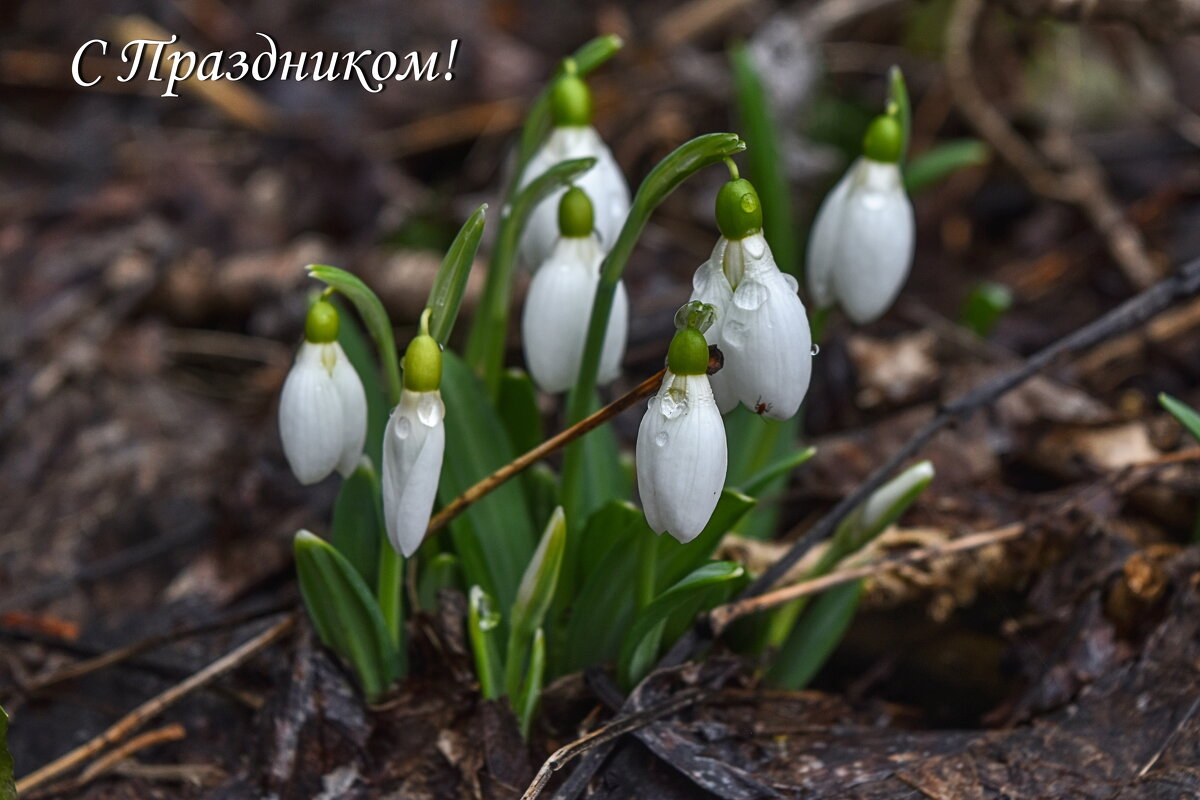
[636,320,728,544]
[691,180,812,420]
[806,116,914,324]
[278,301,367,485]
[382,312,446,557]
[381,387,446,557]
[518,71,630,269]
[521,188,628,393]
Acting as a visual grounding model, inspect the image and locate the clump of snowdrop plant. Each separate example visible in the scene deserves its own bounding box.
[279,41,944,728]
[278,297,367,484]
[522,186,629,393]
[636,302,728,543]
[518,62,630,268]
[806,113,915,324]
[382,310,446,557]
[691,168,813,419]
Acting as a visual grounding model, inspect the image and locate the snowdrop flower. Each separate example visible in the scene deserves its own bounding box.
[690,176,812,420]
[522,186,628,393]
[636,306,728,544]
[278,298,367,485]
[382,310,446,557]
[806,115,914,324]
[518,65,630,269]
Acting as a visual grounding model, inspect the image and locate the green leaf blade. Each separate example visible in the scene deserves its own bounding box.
[428,204,488,345]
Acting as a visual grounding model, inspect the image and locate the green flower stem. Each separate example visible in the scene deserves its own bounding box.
[636,531,657,612]
[560,133,746,520]
[377,526,404,646]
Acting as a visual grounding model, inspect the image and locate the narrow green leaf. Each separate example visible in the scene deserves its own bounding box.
[959,279,1013,338]
[466,157,598,394]
[618,561,744,687]
[330,458,383,589]
[562,393,630,528]
[307,265,402,404]
[730,42,799,277]
[905,139,990,195]
[768,580,864,689]
[295,531,402,701]
[438,352,536,611]
[723,411,798,541]
[427,204,488,345]
[740,445,817,497]
[655,489,755,589]
[497,369,544,454]
[515,628,547,739]
[523,463,561,542]
[468,585,505,700]
[417,553,462,611]
[887,65,912,164]
[0,706,13,800]
[506,507,567,699]
[1160,393,1200,442]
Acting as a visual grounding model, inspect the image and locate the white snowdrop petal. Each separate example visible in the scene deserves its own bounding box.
[518,127,631,268]
[598,279,630,384]
[831,160,915,324]
[330,343,369,477]
[805,169,854,309]
[382,389,447,557]
[521,256,595,393]
[279,342,343,485]
[635,395,667,535]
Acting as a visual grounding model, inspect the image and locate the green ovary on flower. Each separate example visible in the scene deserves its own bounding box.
[863,114,903,164]
[550,68,592,127]
[667,327,710,376]
[558,186,594,238]
[305,298,340,343]
[715,178,763,240]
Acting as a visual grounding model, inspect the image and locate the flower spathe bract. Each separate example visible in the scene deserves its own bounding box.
[518,126,630,268]
[691,232,813,420]
[278,340,368,485]
[636,370,728,544]
[521,235,629,393]
[381,388,446,557]
[806,155,915,324]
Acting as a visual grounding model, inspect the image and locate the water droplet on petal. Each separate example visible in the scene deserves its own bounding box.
[416,394,442,426]
[723,320,748,348]
[781,273,799,293]
[659,388,688,420]
[395,416,412,439]
[742,235,767,259]
[655,431,668,446]
[810,344,821,356]
[732,280,768,311]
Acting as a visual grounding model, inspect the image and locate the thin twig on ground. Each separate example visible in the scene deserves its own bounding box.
[28,724,188,799]
[14,614,296,795]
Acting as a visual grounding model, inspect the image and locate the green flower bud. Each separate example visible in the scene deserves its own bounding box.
[304,298,339,344]
[550,68,592,127]
[667,327,710,376]
[863,114,903,164]
[715,178,763,240]
[558,186,594,238]
[403,310,441,392]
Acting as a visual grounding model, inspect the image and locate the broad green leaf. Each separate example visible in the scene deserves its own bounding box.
[724,409,802,540]
[1160,393,1200,442]
[959,280,1013,338]
[427,204,488,345]
[308,265,402,403]
[523,463,561,541]
[905,139,990,195]
[768,580,864,689]
[515,628,547,739]
[556,500,646,674]
[331,296,388,465]
[417,553,462,611]
[497,369,544,454]
[618,561,744,687]
[0,706,12,800]
[468,585,504,700]
[466,157,599,394]
[330,458,384,589]
[506,507,567,699]
[730,42,799,278]
[655,489,755,589]
[562,393,629,530]
[438,352,536,612]
[295,531,402,701]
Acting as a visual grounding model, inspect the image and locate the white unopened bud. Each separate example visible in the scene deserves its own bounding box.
[278,340,367,485]
[381,388,446,557]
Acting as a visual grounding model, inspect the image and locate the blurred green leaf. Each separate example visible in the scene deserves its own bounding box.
[724,410,803,540]
[959,279,1013,338]
[428,204,488,345]
[515,627,547,739]
[563,394,630,529]
[330,458,384,590]
[905,139,991,195]
[887,65,911,164]
[294,531,402,701]
[619,561,744,687]
[0,706,13,800]
[1160,393,1200,442]
[497,369,544,454]
[506,508,567,699]
[741,445,817,496]
[438,352,536,612]
[308,265,402,404]
[417,553,462,611]
[656,489,755,589]
[769,580,864,689]
[332,298,388,465]
[468,585,504,700]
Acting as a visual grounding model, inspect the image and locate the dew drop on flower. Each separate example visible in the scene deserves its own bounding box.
[417,394,442,426]
[732,280,768,311]
[781,273,799,293]
[743,235,767,259]
[723,320,748,347]
[810,344,821,356]
[655,431,669,447]
[395,416,412,439]
[659,389,688,420]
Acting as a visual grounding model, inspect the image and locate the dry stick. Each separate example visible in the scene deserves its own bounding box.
[522,688,704,800]
[15,614,295,795]
[946,0,1161,289]
[425,368,666,538]
[28,725,188,799]
[553,258,1200,800]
